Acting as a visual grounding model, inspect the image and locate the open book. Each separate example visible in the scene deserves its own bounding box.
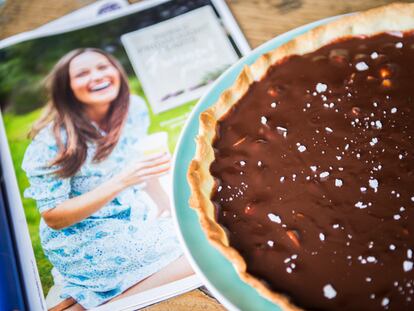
[0,0,250,309]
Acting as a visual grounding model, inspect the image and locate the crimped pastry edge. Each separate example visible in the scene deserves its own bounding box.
[187,3,414,310]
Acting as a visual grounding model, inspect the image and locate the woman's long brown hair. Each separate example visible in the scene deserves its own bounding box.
[30,48,130,178]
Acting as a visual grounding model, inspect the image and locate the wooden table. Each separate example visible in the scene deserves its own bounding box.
[0,0,412,310]
[1,0,413,45]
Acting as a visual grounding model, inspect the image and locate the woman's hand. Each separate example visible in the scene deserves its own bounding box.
[115,152,171,189]
[42,152,171,230]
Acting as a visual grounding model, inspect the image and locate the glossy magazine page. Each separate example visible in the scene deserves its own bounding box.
[0,0,250,309]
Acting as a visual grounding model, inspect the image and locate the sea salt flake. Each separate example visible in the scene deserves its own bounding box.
[381,297,390,307]
[240,160,246,167]
[369,179,379,191]
[277,126,288,138]
[319,233,326,241]
[335,179,343,187]
[316,83,328,93]
[389,244,396,251]
[367,256,376,263]
[261,116,267,125]
[395,42,403,48]
[375,120,383,129]
[391,107,397,114]
[320,171,330,180]
[323,284,337,299]
[393,214,401,220]
[370,52,379,59]
[325,127,333,133]
[355,201,368,209]
[356,61,369,71]
[310,166,317,172]
[271,102,277,108]
[408,249,413,259]
[360,187,367,193]
[268,213,281,224]
[404,261,413,272]
[370,137,378,146]
[298,145,307,153]
[267,240,274,247]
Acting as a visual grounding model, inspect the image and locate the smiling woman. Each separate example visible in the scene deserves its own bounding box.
[29,48,131,179]
[70,52,122,111]
[21,48,193,310]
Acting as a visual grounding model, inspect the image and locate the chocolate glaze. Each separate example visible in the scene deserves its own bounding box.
[210,32,414,311]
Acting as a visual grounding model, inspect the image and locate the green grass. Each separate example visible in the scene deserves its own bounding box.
[2,87,196,296]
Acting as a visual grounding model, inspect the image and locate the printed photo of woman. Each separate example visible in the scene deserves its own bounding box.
[21,48,193,310]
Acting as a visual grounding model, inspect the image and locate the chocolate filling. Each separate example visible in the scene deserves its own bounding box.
[210,32,414,311]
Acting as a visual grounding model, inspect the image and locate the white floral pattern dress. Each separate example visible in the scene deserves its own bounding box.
[22,96,182,309]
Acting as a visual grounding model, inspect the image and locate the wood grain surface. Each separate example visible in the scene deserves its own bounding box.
[1,0,413,45]
[1,0,412,310]
[228,0,414,47]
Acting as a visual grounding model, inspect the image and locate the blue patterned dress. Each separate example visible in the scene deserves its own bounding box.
[22,96,182,309]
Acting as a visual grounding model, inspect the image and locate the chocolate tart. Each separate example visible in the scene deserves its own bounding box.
[188,3,414,310]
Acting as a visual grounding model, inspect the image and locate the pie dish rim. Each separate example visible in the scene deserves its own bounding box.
[187,3,414,309]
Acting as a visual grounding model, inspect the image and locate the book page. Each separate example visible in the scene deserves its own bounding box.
[0,0,249,310]
[122,6,239,113]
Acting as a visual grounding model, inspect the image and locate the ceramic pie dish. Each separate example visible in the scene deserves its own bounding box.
[187,3,414,310]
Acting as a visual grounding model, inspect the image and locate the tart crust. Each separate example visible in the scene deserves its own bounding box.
[187,3,414,310]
